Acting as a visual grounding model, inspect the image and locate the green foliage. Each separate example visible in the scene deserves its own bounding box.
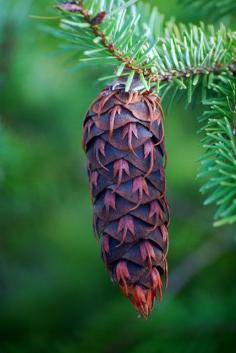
[0,0,32,87]
[0,0,32,27]
[181,0,236,21]
[198,75,236,226]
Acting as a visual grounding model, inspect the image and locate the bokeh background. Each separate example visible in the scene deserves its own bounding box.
[0,1,235,352]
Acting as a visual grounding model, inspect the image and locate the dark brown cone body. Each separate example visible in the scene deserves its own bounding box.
[83,84,170,318]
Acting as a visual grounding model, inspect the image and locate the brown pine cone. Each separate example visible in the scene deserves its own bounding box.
[83,83,170,318]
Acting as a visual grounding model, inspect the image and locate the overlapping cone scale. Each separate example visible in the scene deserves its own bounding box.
[83,85,169,318]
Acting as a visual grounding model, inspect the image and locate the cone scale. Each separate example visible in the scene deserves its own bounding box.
[83,82,170,318]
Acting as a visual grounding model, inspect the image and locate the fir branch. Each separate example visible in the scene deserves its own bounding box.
[198,74,236,226]
[48,1,236,91]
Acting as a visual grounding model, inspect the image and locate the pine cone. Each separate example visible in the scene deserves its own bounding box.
[83,84,170,318]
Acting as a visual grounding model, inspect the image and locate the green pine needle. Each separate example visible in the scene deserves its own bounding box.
[198,75,236,227]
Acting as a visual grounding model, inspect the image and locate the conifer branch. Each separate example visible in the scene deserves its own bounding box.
[58,1,236,82]
[48,1,236,91]
[198,74,236,226]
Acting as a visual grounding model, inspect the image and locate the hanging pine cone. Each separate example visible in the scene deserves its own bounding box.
[83,81,170,318]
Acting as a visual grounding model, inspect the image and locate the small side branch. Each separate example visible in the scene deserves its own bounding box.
[151,62,236,82]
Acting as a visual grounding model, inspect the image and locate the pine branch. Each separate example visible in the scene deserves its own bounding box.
[198,74,236,226]
[44,1,236,91]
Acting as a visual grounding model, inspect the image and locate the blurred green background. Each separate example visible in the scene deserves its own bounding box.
[0,1,235,352]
